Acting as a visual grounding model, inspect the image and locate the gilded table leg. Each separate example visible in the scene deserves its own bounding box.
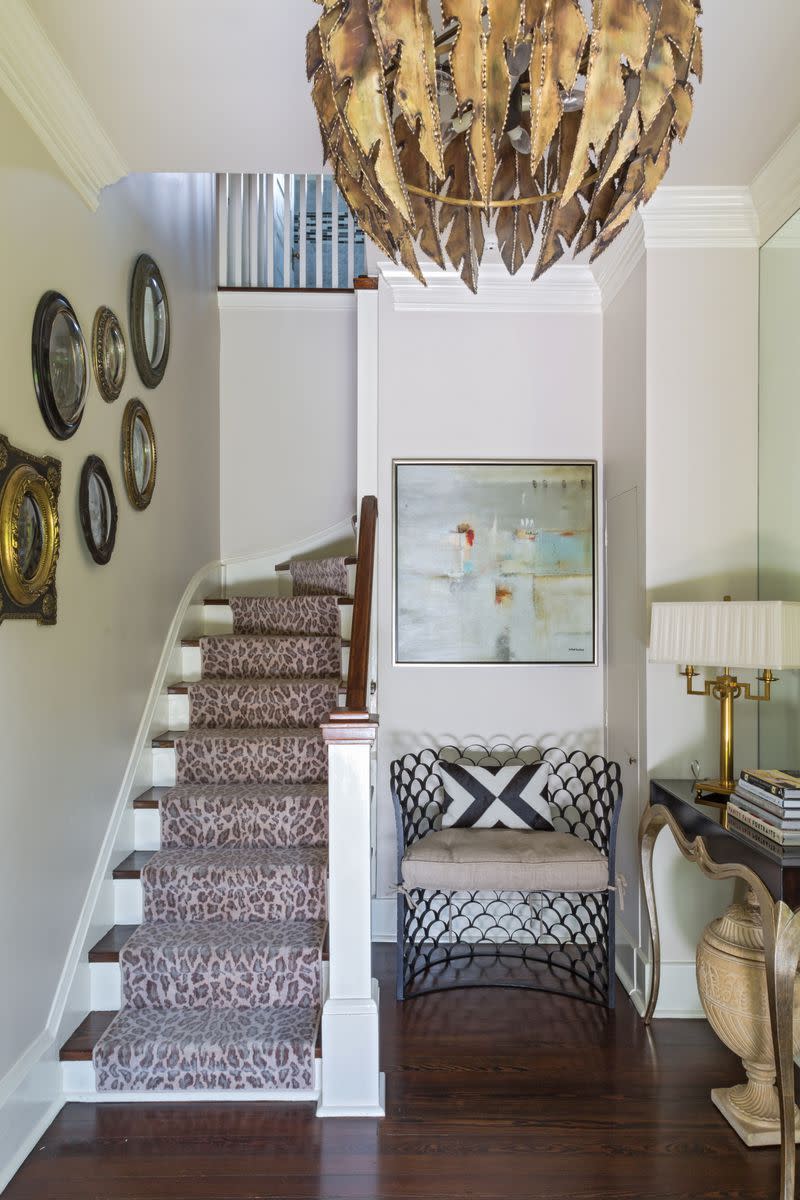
[762,901,800,1200]
[638,806,668,1025]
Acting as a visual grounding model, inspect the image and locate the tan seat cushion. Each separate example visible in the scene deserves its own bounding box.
[401,828,608,894]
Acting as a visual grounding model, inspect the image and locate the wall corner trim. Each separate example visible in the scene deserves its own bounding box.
[377,260,602,314]
[0,0,128,211]
[591,215,645,308]
[640,186,759,250]
[751,122,800,246]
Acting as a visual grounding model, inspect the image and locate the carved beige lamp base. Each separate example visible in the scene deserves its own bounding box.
[697,891,800,1147]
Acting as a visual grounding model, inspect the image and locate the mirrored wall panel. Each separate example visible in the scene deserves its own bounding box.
[759,210,800,765]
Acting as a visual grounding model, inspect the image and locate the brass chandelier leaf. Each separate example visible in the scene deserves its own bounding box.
[308,0,703,291]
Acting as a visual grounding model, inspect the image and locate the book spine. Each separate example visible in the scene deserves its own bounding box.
[736,779,800,810]
[733,793,800,826]
[728,816,783,854]
[739,771,800,800]
[728,804,800,845]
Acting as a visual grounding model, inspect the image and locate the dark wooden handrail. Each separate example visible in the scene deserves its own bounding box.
[344,495,377,714]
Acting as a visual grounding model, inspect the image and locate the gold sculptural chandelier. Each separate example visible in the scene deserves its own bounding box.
[307,0,702,291]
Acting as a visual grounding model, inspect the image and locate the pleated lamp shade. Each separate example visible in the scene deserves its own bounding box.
[649,601,800,669]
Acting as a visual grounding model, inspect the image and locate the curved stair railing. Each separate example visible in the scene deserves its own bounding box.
[318,495,383,1116]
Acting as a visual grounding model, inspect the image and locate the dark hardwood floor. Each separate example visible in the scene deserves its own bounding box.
[5,946,779,1200]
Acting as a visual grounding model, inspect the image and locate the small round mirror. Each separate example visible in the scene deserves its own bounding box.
[79,455,118,564]
[92,306,127,402]
[122,399,157,510]
[32,292,88,439]
[130,255,170,387]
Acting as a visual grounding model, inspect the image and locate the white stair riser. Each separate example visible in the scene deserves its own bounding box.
[91,962,121,1010]
[135,808,161,851]
[181,645,202,682]
[153,746,176,787]
[114,878,142,924]
[170,693,190,729]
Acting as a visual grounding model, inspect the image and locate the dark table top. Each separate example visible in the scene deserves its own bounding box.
[650,779,800,908]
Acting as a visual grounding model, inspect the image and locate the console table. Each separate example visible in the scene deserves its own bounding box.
[640,780,800,1200]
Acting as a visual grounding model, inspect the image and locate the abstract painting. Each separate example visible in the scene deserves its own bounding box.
[394,461,596,664]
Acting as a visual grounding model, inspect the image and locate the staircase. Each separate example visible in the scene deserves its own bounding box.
[60,553,361,1099]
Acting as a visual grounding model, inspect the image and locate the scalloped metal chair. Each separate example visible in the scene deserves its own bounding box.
[390,745,622,1008]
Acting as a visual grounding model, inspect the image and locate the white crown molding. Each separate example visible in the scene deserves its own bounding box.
[590,214,645,308]
[218,290,356,313]
[0,0,127,210]
[640,186,758,249]
[751,122,800,246]
[377,260,601,314]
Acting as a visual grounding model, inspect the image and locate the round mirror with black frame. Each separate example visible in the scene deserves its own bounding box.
[92,306,127,403]
[122,399,157,510]
[32,291,88,439]
[130,255,170,388]
[79,455,118,565]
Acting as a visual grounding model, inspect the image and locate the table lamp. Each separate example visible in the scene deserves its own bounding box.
[649,598,800,797]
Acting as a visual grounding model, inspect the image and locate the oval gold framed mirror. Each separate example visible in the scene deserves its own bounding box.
[130,255,170,388]
[92,306,127,402]
[122,399,157,510]
[0,462,60,612]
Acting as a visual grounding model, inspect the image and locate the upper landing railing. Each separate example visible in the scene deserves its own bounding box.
[217,172,367,289]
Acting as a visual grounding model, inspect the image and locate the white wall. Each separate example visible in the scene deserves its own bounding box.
[219,293,357,560]
[645,243,759,1013]
[0,95,220,1091]
[373,280,604,898]
[602,256,648,1002]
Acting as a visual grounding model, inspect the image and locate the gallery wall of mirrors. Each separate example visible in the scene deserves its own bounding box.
[0,253,170,626]
[759,211,800,765]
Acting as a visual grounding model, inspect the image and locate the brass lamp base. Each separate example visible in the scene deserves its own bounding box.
[681,660,775,812]
[694,778,736,799]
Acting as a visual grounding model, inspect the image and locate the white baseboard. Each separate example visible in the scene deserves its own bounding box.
[0,1033,62,1194]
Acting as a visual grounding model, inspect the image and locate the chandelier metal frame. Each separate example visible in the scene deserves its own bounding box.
[308,0,702,290]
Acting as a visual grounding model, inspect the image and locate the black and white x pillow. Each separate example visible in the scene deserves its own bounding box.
[437,760,554,831]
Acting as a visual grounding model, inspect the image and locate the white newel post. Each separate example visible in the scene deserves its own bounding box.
[317,716,385,1117]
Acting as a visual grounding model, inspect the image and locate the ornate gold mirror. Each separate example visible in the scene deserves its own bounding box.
[32,291,88,439]
[122,399,157,510]
[130,255,170,387]
[92,306,127,402]
[0,435,60,625]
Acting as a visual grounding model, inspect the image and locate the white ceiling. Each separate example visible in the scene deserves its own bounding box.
[27,0,800,185]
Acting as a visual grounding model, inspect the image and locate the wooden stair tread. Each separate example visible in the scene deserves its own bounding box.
[60,1011,117,1060]
[133,787,168,809]
[113,851,156,879]
[89,925,138,962]
[274,555,357,571]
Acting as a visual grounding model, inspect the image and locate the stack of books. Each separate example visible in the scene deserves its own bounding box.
[728,770,800,850]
